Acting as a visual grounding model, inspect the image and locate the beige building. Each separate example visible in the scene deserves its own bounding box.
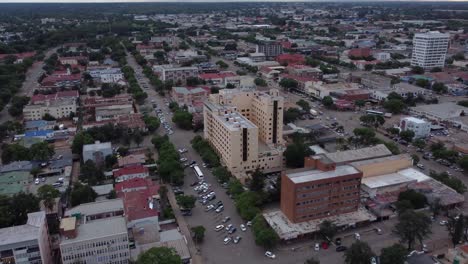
[204,88,284,180]
[23,98,77,121]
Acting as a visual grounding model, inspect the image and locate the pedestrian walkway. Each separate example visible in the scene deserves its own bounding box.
[167,186,204,264]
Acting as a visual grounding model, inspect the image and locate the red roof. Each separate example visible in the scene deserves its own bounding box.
[276,54,305,65]
[0,52,36,60]
[41,73,81,86]
[280,73,319,83]
[113,165,149,178]
[349,48,371,58]
[199,72,236,80]
[31,90,79,104]
[116,178,160,221]
[280,41,292,49]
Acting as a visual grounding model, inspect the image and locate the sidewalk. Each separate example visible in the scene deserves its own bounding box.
[167,187,204,264]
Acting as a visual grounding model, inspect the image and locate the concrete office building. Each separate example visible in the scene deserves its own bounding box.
[59,217,129,264]
[203,88,284,180]
[152,65,199,84]
[280,163,363,223]
[82,141,112,166]
[400,116,431,139]
[0,212,52,264]
[256,41,283,59]
[411,31,450,69]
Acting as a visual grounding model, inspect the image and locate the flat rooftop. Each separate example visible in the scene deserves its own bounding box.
[324,144,392,164]
[0,212,44,247]
[286,165,360,184]
[65,199,124,218]
[60,217,127,245]
[350,153,411,167]
[263,207,376,240]
[362,172,416,189]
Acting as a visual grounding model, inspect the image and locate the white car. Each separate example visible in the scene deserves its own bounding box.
[354,233,361,240]
[265,251,276,259]
[439,220,448,226]
[223,236,232,245]
[371,257,377,264]
[34,178,40,185]
[240,224,247,232]
[314,243,320,251]
[214,225,224,232]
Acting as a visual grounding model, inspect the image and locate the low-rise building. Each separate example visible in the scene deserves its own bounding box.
[400,116,431,139]
[153,65,199,84]
[23,91,79,121]
[88,68,125,84]
[307,81,360,100]
[0,171,31,196]
[410,102,467,123]
[281,163,363,223]
[82,141,112,166]
[113,165,149,183]
[171,86,210,107]
[59,216,129,264]
[360,73,392,90]
[287,64,323,80]
[0,212,52,264]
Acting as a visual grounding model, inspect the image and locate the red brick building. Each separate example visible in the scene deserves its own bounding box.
[280,158,362,223]
[276,54,306,66]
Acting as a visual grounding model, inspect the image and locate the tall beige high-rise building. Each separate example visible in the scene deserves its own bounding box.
[204,88,284,180]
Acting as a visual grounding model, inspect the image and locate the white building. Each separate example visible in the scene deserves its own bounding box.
[82,141,112,166]
[411,31,450,69]
[152,65,199,83]
[60,216,129,264]
[0,212,52,264]
[400,116,431,139]
[23,98,77,121]
[88,68,124,84]
[374,52,391,62]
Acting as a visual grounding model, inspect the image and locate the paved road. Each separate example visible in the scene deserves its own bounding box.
[0,47,58,123]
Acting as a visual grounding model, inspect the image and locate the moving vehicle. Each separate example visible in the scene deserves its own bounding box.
[366,110,384,116]
[335,237,342,246]
[34,178,40,185]
[193,165,204,180]
[314,243,320,251]
[354,233,361,240]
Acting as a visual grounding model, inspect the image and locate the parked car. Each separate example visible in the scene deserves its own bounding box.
[354,233,361,240]
[214,225,224,232]
[228,227,237,234]
[222,216,231,223]
[233,236,242,244]
[264,251,276,259]
[34,178,40,185]
[335,237,342,246]
[223,236,232,245]
[240,224,247,232]
[336,246,347,252]
[314,243,320,251]
[215,206,224,213]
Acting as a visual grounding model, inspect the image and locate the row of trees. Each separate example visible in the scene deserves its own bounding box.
[1,141,54,163]
[191,135,220,167]
[152,135,185,185]
[121,65,148,104]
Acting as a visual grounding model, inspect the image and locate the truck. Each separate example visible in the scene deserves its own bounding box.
[309,109,318,116]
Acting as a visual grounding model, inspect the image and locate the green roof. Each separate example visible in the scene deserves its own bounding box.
[0,171,30,196]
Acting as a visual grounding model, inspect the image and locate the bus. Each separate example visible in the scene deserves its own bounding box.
[193,165,204,180]
[366,110,384,116]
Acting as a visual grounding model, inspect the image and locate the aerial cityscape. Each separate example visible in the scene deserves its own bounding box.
[0,2,468,264]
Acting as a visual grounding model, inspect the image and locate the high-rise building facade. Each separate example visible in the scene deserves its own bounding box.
[280,161,362,223]
[411,31,450,69]
[256,41,283,59]
[203,88,284,180]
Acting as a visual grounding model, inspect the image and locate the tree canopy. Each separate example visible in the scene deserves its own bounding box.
[136,247,182,264]
[393,210,432,250]
[344,241,375,264]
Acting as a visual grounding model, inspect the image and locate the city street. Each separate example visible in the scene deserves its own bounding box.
[124,56,456,263]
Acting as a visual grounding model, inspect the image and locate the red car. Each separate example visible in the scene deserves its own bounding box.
[321,242,329,249]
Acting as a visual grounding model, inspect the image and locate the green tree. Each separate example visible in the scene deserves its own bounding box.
[396,199,414,215]
[413,139,426,149]
[394,210,432,250]
[296,99,311,111]
[191,225,206,243]
[415,79,430,88]
[235,191,262,220]
[322,96,334,108]
[80,160,105,185]
[172,109,193,130]
[352,128,377,146]
[398,190,427,209]
[228,178,244,198]
[319,220,338,241]
[30,142,55,161]
[383,99,406,114]
[283,140,314,168]
[249,168,265,192]
[216,60,228,69]
[136,247,182,264]
[212,166,231,183]
[8,96,30,117]
[71,132,94,154]
[70,183,97,206]
[458,156,468,171]
[283,108,301,124]
[344,241,375,264]
[37,184,60,210]
[254,78,267,87]
[429,198,442,218]
[387,127,400,136]
[252,214,279,249]
[143,115,160,132]
[411,154,420,164]
[107,190,117,199]
[1,144,31,163]
[432,82,447,94]
[355,100,366,108]
[133,129,143,147]
[399,130,415,142]
[279,78,298,91]
[411,66,424,74]
[448,214,464,246]
[380,244,407,264]
[360,114,385,128]
[176,195,196,210]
